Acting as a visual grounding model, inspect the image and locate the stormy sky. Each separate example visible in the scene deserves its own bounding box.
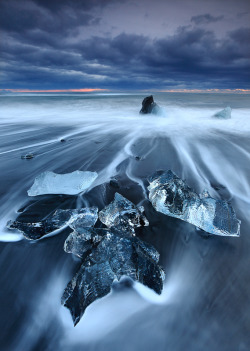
[0,0,249,91]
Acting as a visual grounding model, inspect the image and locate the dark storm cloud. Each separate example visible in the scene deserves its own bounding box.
[33,0,123,11]
[191,14,224,25]
[0,0,100,35]
[237,11,249,18]
[0,0,249,90]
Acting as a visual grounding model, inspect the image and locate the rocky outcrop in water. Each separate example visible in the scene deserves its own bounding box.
[140,95,160,114]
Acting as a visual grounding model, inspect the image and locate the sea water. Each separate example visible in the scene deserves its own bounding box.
[0,93,249,351]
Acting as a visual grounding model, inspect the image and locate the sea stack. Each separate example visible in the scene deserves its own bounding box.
[140,95,160,114]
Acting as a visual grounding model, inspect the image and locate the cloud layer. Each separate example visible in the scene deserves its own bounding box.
[1,0,249,90]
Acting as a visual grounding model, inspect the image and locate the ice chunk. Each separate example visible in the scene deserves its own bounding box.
[62,229,164,325]
[28,170,98,196]
[62,261,115,326]
[21,152,34,160]
[64,228,106,258]
[68,208,99,231]
[7,207,98,240]
[99,193,149,233]
[214,106,231,119]
[148,170,240,237]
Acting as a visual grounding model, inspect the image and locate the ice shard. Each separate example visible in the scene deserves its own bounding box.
[64,228,106,258]
[28,170,98,196]
[148,170,240,237]
[62,229,164,325]
[99,193,149,233]
[214,106,231,119]
[7,207,98,240]
[68,208,99,231]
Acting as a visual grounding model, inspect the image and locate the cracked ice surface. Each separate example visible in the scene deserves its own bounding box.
[98,193,149,233]
[7,208,98,240]
[27,170,98,196]
[148,170,240,237]
[62,229,164,325]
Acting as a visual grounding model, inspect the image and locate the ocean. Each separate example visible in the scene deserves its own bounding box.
[0,92,250,351]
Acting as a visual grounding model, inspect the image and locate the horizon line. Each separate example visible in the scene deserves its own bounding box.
[0,88,250,94]
[0,88,108,93]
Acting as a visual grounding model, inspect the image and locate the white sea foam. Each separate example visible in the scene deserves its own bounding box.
[0,94,250,136]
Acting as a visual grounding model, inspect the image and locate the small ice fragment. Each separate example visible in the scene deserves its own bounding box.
[27,170,98,196]
[214,106,231,119]
[21,153,34,160]
[98,193,149,233]
[7,208,98,240]
[61,229,164,325]
[148,170,240,237]
[7,219,56,240]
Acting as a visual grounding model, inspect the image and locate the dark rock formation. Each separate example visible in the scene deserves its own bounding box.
[140,95,159,114]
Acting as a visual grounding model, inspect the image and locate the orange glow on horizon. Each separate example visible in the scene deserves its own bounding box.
[1,88,249,94]
[0,88,108,93]
[157,88,250,94]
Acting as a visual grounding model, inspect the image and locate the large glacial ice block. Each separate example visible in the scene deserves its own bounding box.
[7,207,98,240]
[62,229,164,325]
[214,106,231,119]
[28,170,98,196]
[148,170,240,237]
[99,193,149,233]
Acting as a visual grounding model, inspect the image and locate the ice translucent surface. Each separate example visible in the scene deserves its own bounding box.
[64,228,106,258]
[63,196,163,325]
[68,208,98,231]
[7,208,98,240]
[99,193,149,233]
[62,229,164,325]
[27,170,98,196]
[148,170,240,237]
[214,106,231,119]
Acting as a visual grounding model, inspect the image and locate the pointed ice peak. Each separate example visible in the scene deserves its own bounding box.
[99,193,149,232]
[214,106,231,119]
